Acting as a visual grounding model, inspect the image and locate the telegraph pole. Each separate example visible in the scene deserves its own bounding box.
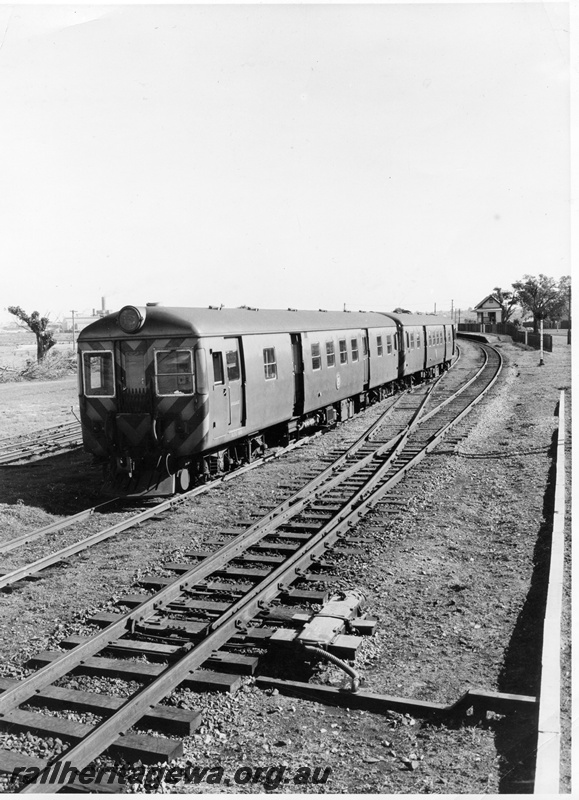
[451,299,454,321]
[70,310,78,349]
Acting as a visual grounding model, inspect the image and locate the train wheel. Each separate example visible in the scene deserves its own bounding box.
[176,468,191,493]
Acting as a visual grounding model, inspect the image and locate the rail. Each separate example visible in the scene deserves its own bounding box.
[0,421,83,465]
[0,433,320,589]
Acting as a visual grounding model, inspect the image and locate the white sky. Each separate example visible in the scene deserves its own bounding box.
[0,2,571,323]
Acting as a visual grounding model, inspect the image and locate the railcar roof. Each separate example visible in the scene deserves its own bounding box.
[383,313,453,326]
[78,306,401,340]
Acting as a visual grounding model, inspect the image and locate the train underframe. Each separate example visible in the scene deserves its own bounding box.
[103,360,451,496]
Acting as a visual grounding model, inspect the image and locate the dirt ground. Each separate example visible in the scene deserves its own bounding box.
[0,332,571,794]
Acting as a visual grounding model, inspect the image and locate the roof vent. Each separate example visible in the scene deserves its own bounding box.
[146,302,160,307]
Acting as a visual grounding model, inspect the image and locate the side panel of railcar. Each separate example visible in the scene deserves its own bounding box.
[301,328,365,414]
[424,325,445,370]
[200,332,294,447]
[367,325,399,388]
[241,332,295,433]
[400,325,425,377]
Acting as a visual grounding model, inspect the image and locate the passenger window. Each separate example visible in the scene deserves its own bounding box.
[226,350,240,381]
[155,349,194,395]
[386,335,393,355]
[326,341,336,368]
[410,332,414,349]
[212,352,224,385]
[311,343,322,370]
[263,347,277,380]
[339,339,348,364]
[362,336,368,357]
[84,351,115,397]
[351,338,359,362]
[416,333,421,348]
[377,336,383,356]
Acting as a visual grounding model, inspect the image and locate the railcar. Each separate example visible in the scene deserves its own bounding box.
[77,305,454,495]
[384,313,455,382]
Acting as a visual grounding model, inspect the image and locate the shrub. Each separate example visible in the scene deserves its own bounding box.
[0,351,77,383]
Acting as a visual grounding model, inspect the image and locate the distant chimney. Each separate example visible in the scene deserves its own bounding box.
[101,297,106,312]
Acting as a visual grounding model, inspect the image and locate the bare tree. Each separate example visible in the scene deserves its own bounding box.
[492,286,518,323]
[8,306,56,362]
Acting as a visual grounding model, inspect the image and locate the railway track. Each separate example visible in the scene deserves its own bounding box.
[0,422,83,465]
[0,433,321,590]
[0,342,502,792]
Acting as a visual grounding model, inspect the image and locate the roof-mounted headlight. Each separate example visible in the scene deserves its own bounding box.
[118,305,145,333]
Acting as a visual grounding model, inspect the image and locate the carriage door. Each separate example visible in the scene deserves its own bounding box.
[224,338,244,430]
[362,331,369,389]
[291,334,304,416]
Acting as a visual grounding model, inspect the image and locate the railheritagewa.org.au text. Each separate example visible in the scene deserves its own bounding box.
[11,761,332,789]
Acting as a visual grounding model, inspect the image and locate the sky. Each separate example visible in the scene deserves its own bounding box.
[0,2,571,324]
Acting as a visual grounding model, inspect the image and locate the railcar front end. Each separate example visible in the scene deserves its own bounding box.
[78,306,211,494]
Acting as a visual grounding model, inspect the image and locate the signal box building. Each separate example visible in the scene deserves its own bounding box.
[474,294,503,325]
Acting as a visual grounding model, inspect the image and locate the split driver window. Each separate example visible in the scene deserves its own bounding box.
[155,350,194,395]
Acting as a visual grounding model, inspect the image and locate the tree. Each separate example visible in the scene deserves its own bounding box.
[492,286,518,323]
[557,275,571,321]
[511,274,567,333]
[8,306,56,362]
[392,307,412,314]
